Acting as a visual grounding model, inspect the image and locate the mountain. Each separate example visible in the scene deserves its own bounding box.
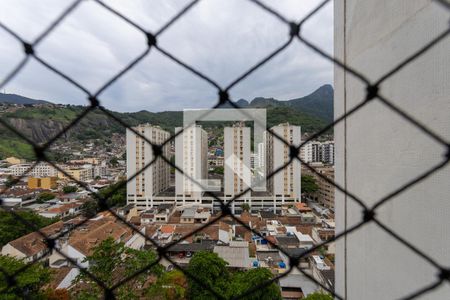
[243,84,334,122]
[0,85,333,159]
[0,93,53,105]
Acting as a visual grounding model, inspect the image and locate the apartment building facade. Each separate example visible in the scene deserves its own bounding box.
[175,125,208,201]
[224,125,251,198]
[301,141,335,165]
[267,123,301,202]
[61,167,93,182]
[126,124,170,209]
[28,177,57,190]
[303,163,335,210]
[9,162,58,177]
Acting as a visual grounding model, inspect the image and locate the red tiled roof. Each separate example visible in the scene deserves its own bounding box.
[8,221,64,257]
[69,220,133,256]
[160,224,176,234]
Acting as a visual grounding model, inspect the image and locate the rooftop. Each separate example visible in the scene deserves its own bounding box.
[214,242,251,268]
[7,221,64,257]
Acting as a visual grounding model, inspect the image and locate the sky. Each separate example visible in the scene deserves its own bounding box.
[0,0,333,112]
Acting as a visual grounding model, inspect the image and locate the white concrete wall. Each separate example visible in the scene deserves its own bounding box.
[1,244,26,260]
[335,1,450,299]
[57,268,80,289]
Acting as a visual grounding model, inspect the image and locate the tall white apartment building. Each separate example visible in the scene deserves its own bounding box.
[321,141,335,165]
[126,124,170,209]
[301,141,334,165]
[300,141,312,162]
[301,141,320,163]
[175,125,208,201]
[224,125,251,198]
[267,123,301,201]
[257,142,265,168]
[9,162,58,177]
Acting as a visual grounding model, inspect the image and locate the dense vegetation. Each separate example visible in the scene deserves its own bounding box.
[301,175,319,195]
[64,239,283,299]
[0,133,34,160]
[36,191,56,203]
[62,185,78,193]
[73,237,163,299]
[97,180,127,208]
[0,255,51,299]
[0,210,58,246]
[303,291,334,300]
[187,251,282,299]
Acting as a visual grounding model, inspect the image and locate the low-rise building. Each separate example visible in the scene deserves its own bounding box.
[49,215,145,270]
[61,167,93,182]
[279,273,319,299]
[9,162,58,177]
[38,202,83,219]
[28,177,58,190]
[213,241,251,269]
[1,221,64,262]
[180,207,211,224]
[140,204,174,224]
[300,212,316,224]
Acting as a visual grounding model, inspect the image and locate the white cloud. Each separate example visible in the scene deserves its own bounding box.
[0,0,333,112]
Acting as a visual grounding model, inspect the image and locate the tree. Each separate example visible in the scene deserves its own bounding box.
[303,291,334,300]
[81,200,98,218]
[227,268,282,300]
[97,181,126,208]
[301,175,319,195]
[241,203,251,212]
[186,252,282,300]
[0,210,58,246]
[212,166,224,175]
[74,237,162,299]
[147,270,187,300]
[62,185,77,194]
[0,255,51,299]
[186,251,230,299]
[5,175,16,188]
[109,157,119,167]
[37,192,56,203]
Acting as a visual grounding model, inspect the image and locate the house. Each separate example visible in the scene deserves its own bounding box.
[180,207,211,224]
[49,215,145,269]
[279,274,319,299]
[300,212,316,224]
[256,250,284,269]
[294,202,313,213]
[140,204,174,224]
[150,224,176,246]
[213,241,252,269]
[38,202,83,219]
[258,210,277,219]
[1,221,64,262]
[310,255,334,293]
[276,235,301,249]
[166,239,216,264]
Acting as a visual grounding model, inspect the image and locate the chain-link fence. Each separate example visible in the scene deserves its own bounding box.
[0,0,449,299]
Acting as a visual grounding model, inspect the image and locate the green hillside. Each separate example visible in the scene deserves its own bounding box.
[0,87,331,160]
